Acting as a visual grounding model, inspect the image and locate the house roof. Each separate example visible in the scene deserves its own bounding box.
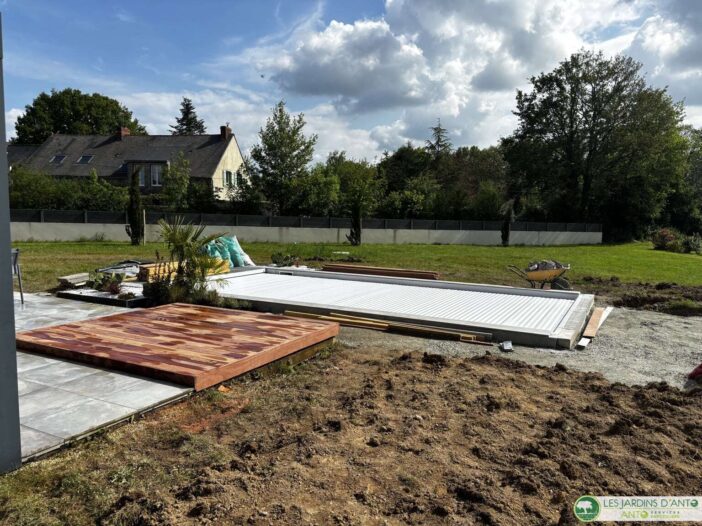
[11,133,238,179]
[8,144,40,167]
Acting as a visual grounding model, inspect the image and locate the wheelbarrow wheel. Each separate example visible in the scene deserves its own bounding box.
[551,277,571,290]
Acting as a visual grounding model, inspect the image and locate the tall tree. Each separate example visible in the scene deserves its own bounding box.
[377,142,430,193]
[502,50,687,240]
[338,160,379,245]
[250,100,317,214]
[425,119,452,158]
[13,88,146,145]
[170,97,207,135]
[126,167,144,246]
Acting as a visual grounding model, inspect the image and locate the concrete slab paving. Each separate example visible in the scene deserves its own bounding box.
[22,398,135,439]
[16,378,45,396]
[14,293,192,460]
[21,360,98,387]
[19,387,87,420]
[20,426,63,458]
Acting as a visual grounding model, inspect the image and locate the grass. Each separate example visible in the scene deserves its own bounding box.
[12,240,702,293]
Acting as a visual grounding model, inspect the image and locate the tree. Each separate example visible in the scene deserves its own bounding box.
[162,152,190,211]
[126,167,144,246]
[170,97,207,135]
[425,119,452,159]
[659,126,702,234]
[250,101,317,214]
[338,160,379,245]
[13,88,146,145]
[378,142,430,193]
[9,166,127,211]
[502,50,687,240]
[226,157,264,214]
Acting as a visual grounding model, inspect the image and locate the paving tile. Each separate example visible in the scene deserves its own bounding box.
[22,398,135,439]
[19,386,87,420]
[17,378,46,396]
[21,360,101,387]
[20,425,63,458]
[94,379,190,410]
[16,352,56,373]
[57,370,145,398]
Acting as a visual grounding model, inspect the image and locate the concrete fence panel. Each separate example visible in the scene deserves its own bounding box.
[11,221,603,245]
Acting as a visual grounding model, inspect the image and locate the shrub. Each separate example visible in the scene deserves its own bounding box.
[682,233,702,255]
[651,227,683,251]
[651,227,701,254]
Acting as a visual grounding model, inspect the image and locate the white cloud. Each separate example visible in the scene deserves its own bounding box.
[11,0,702,159]
[5,108,23,140]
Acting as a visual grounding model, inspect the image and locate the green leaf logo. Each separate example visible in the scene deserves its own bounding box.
[574,496,601,522]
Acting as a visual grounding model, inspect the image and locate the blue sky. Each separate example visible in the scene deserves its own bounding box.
[3,1,701,161]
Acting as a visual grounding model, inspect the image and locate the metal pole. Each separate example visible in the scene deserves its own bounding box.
[0,14,22,473]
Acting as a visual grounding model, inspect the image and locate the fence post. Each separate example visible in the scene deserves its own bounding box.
[299,216,303,228]
[83,210,88,224]
[329,216,332,228]
[268,215,272,227]
[410,219,414,230]
[235,215,239,226]
[39,209,44,223]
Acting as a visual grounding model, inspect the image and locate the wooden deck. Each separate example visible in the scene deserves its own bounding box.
[16,304,339,390]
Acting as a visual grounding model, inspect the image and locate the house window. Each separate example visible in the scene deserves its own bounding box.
[223,170,234,186]
[137,165,146,187]
[76,155,94,164]
[151,164,163,187]
[49,155,66,164]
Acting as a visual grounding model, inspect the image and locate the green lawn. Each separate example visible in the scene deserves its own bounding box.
[12,240,702,293]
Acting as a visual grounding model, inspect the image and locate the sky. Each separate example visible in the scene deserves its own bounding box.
[3,0,702,162]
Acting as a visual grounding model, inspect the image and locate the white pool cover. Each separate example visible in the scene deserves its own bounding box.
[212,268,594,348]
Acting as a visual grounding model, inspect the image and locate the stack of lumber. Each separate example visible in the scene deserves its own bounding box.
[137,260,229,282]
[285,310,492,345]
[321,263,440,280]
[58,272,90,288]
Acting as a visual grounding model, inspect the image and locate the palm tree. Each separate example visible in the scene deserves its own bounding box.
[158,216,223,286]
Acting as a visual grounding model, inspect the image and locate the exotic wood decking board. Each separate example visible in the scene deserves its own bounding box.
[16,304,339,390]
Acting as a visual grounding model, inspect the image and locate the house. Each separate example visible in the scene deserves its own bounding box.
[7,125,246,195]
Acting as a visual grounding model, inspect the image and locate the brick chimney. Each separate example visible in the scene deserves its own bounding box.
[117,126,131,140]
[220,125,232,141]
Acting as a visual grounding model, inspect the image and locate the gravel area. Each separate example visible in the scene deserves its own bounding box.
[338,307,702,390]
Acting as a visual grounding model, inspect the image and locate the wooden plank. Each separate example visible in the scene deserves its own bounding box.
[597,306,614,329]
[58,272,90,287]
[582,308,605,338]
[16,304,339,391]
[321,264,440,280]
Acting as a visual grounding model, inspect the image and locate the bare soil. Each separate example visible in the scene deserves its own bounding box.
[579,275,702,316]
[2,344,700,526]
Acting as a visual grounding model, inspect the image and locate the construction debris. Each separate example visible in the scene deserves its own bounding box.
[499,341,513,352]
[58,272,90,288]
[576,337,591,349]
[321,263,440,280]
[284,310,493,345]
[583,307,606,338]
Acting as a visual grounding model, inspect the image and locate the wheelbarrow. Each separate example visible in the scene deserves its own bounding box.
[507,263,572,289]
